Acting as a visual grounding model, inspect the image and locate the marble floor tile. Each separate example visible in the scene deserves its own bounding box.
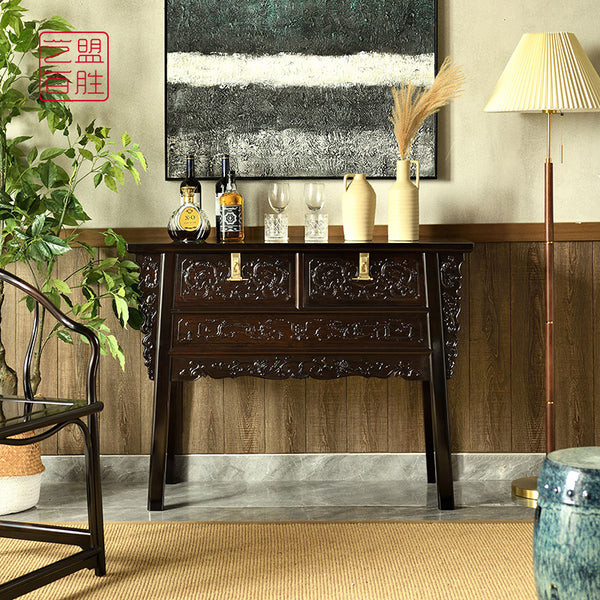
[5,479,534,523]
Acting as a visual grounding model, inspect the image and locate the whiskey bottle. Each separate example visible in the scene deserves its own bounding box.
[214,154,230,243]
[180,155,201,206]
[168,185,211,242]
[219,170,244,242]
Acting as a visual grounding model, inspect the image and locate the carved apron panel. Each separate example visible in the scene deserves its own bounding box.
[172,355,428,381]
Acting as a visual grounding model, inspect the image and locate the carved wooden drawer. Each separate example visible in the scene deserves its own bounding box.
[304,252,426,307]
[174,253,295,307]
[172,313,429,352]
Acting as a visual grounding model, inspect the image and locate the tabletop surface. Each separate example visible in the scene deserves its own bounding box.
[128,237,474,254]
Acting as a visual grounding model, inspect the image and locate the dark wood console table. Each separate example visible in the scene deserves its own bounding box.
[129,235,473,511]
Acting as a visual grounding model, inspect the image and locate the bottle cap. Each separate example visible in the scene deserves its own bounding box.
[181,185,196,199]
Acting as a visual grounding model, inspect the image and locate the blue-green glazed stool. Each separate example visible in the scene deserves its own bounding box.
[534,447,600,599]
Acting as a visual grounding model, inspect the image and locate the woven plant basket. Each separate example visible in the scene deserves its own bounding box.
[0,431,45,516]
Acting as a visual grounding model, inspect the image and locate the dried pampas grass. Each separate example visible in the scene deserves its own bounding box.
[390,57,465,159]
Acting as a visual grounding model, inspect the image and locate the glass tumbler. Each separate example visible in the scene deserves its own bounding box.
[304,182,328,242]
[265,182,290,242]
[304,213,328,243]
[264,213,288,242]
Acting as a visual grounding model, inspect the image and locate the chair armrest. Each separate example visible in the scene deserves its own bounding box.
[0,269,100,405]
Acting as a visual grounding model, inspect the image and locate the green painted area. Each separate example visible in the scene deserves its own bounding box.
[167,0,435,55]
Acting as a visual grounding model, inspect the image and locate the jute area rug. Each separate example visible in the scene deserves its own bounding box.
[1,521,536,600]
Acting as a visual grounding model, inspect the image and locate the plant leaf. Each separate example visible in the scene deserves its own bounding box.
[38,160,58,188]
[79,147,94,161]
[52,278,71,294]
[31,214,45,236]
[104,174,117,193]
[127,307,143,330]
[57,330,74,344]
[127,149,147,171]
[25,295,35,313]
[112,165,125,185]
[27,146,38,163]
[40,147,64,161]
[98,257,118,270]
[40,16,73,31]
[103,271,115,290]
[42,234,70,255]
[119,260,139,270]
[113,295,129,326]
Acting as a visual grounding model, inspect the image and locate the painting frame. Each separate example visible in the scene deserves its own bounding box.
[165,1,438,180]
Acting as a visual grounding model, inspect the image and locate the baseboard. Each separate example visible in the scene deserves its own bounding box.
[41,453,545,483]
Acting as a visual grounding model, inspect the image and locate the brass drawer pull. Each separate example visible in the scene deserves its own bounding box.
[352,252,373,281]
[227,252,248,281]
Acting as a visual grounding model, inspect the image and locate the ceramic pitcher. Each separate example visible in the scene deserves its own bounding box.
[342,174,376,242]
[388,159,419,242]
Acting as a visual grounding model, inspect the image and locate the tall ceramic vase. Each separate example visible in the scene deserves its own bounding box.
[342,174,376,242]
[388,159,420,242]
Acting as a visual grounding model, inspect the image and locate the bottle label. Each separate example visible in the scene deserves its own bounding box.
[221,205,242,232]
[179,206,200,231]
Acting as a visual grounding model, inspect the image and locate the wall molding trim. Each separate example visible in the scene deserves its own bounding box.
[41,453,545,484]
[71,223,600,246]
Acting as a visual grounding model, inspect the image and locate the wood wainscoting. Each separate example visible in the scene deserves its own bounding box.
[4,224,600,456]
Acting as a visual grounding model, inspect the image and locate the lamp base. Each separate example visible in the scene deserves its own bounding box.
[512,476,539,508]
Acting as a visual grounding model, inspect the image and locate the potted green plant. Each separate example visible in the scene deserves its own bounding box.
[0,0,147,512]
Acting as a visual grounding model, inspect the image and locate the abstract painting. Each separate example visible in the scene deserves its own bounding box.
[165,0,437,179]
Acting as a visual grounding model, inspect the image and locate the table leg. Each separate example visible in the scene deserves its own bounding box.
[148,364,171,511]
[147,252,176,511]
[425,253,455,510]
[421,381,436,484]
[166,381,183,484]
[426,370,454,509]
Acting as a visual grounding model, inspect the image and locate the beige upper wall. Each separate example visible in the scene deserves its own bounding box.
[34,0,600,228]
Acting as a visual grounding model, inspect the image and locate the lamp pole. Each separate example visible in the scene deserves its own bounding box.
[544,110,555,456]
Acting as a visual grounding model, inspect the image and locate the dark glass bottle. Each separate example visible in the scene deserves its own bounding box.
[180,155,201,207]
[219,170,244,242]
[214,154,229,243]
[168,185,211,243]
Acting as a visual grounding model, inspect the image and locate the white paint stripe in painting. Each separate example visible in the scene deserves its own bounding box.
[167,51,434,88]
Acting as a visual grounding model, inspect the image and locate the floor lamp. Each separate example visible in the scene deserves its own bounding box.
[484,32,600,501]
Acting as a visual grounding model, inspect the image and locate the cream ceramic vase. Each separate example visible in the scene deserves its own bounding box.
[342,174,376,242]
[388,159,420,242]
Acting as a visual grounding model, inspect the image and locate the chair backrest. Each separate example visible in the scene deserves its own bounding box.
[0,269,100,405]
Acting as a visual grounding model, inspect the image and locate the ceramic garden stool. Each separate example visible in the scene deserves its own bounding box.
[534,447,600,599]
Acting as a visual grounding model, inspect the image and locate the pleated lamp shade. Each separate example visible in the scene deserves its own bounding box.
[484,32,600,113]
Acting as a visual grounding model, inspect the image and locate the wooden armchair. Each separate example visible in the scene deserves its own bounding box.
[0,268,105,599]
